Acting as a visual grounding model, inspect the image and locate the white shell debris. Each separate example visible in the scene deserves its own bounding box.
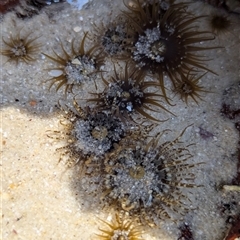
[73,26,82,32]
[223,185,240,192]
[48,70,63,77]
[71,58,81,65]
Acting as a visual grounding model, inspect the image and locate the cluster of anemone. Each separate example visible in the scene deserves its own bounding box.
[2,0,231,237]
[53,99,155,173]
[1,0,225,105]
[120,0,218,102]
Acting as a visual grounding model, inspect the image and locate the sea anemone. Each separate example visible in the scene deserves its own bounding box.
[43,32,105,94]
[93,20,133,59]
[208,12,232,36]
[102,126,203,223]
[88,63,174,122]
[1,28,41,64]
[173,70,209,105]
[96,213,143,240]
[122,0,217,101]
[71,110,126,157]
[52,101,128,169]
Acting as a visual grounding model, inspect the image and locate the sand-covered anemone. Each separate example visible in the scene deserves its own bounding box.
[88,63,174,122]
[122,0,217,101]
[51,100,130,170]
[96,213,143,240]
[1,28,42,64]
[43,32,105,94]
[93,20,133,59]
[102,126,203,223]
[72,110,126,157]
